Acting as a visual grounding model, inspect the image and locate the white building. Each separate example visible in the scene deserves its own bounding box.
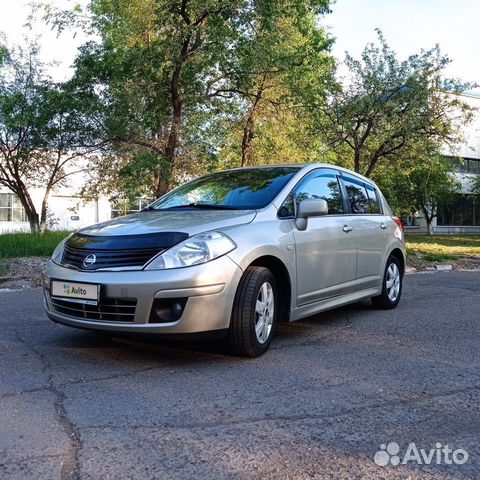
[407,92,480,234]
[0,170,112,234]
[0,163,154,233]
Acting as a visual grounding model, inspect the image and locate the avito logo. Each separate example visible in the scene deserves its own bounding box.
[374,442,468,467]
[63,284,87,296]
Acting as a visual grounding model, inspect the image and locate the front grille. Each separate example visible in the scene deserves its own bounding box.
[62,245,162,270]
[51,297,137,322]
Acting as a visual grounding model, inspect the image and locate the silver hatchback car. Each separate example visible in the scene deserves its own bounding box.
[43,164,405,356]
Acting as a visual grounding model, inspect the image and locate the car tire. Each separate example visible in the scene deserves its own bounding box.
[228,266,278,357]
[371,255,403,309]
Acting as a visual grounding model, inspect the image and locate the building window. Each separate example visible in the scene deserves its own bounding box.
[0,193,27,222]
[438,195,480,226]
[111,198,150,218]
[449,157,480,175]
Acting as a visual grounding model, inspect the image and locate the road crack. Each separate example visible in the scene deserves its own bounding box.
[13,329,82,480]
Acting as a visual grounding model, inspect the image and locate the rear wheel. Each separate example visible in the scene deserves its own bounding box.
[371,255,403,309]
[228,266,277,357]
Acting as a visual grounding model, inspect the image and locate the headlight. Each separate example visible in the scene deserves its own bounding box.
[144,231,236,270]
[51,233,73,265]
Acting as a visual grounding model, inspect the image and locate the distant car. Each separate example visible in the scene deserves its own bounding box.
[43,164,405,357]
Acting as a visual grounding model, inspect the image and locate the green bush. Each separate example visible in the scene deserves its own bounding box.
[0,231,70,259]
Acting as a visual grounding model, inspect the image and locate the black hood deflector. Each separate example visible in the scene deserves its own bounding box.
[67,231,189,251]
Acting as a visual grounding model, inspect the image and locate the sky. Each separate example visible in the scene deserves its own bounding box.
[325,0,480,91]
[0,0,478,90]
[0,0,88,82]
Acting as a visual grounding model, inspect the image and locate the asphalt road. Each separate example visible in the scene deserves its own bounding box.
[0,271,479,480]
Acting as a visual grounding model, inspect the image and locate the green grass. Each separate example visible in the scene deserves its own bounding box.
[0,231,70,259]
[420,252,458,262]
[406,235,480,261]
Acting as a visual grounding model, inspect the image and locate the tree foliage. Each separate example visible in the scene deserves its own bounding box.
[0,40,98,233]
[49,0,335,200]
[208,1,333,167]
[320,30,475,177]
[376,150,460,234]
[6,6,476,231]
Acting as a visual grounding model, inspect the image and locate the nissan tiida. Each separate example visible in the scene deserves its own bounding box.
[43,164,405,357]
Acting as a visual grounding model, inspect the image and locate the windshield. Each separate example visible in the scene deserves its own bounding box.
[150,167,300,210]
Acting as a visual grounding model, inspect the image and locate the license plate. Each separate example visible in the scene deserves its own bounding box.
[51,280,99,303]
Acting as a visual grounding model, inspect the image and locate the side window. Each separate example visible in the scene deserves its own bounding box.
[279,170,344,217]
[342,177,369,214]
[365,183,381,214]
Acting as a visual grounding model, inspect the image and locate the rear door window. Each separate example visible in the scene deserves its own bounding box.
[341,177,369,214]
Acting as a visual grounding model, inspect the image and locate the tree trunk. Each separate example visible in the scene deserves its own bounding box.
[426,219,434,236]
[161,32,191,193]
[354,149,361,173]
[15,183,40,234]
[241,114,255,167]
[39,186,52,235]
[28,214,40,235]
[420,203,436,236]
[24,203,40,234]
[163,96,181,181]
[153,171,170,199]
[240,77,267,167]
[19,201,40,235]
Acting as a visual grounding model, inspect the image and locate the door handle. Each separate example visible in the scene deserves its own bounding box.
[380,223,387,230]
[342,225,353,233]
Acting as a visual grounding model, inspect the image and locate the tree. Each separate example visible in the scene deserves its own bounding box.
[55,0,249,198]
[376,150,460,235]
[0,41,98,233]
[46,0,335,200]
[320,30,475,177]
[206,1,334,167]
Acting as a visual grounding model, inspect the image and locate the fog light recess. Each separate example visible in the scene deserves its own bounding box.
[149,298,188,323]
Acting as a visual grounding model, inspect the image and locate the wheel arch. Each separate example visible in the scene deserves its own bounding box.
[388,247,406,275]
[248,255,292,322]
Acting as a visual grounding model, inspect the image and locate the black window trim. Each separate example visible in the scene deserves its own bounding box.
[338,172,385,216]
[277,167,346,219]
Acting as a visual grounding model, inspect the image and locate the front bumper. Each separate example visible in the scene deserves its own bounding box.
[43,255,243,334]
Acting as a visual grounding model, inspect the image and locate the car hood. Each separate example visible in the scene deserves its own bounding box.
[78,209,257,237]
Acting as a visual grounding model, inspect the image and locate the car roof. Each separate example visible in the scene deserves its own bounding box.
[220,163,378,187]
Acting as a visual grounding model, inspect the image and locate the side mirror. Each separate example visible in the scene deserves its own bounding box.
[295,198,328,230]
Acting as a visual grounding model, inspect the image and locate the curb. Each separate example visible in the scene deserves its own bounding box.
[406,263,479,274]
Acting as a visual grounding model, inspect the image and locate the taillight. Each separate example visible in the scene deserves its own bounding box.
[392,217,404,230]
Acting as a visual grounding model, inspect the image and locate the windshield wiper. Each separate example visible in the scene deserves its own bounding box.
[158,203,241,211]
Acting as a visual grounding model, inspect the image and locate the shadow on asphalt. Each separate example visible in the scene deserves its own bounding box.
[46,299,375,360]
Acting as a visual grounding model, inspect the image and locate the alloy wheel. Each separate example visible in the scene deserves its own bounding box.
[386,263,401,302]
[255,281,275,344]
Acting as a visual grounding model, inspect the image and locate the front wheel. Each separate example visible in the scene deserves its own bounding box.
[371,255,403,309]
[228,266,277,357]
